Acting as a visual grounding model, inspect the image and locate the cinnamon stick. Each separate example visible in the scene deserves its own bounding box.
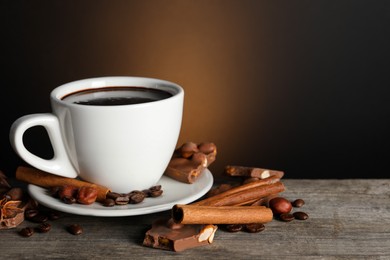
[15,166,110,202]
[192,175,282,206]
[172,204,273,225]
[225,165,284,179]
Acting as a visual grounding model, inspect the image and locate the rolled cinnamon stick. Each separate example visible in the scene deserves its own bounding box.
[192,175,283,206]
[15,166,110,202]
[172,204,273,224]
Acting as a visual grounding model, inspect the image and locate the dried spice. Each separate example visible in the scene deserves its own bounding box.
[0,198,23,221]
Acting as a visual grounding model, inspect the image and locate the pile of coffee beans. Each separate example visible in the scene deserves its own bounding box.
[48,185,163,207]
[101,185,163,207]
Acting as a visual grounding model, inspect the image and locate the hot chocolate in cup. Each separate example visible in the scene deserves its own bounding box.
[10,76,184,193]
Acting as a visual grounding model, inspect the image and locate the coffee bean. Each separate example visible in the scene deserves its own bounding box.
[279,213,295,222]
[30,214,48,223]
[149,185,162,192]
[150,189,163,198]
[67,224,83,235]
[115,196,130,205]
[293,211,309,220]
[48,211,60,220]
[129,193,145,204]
[225,224,243,232]
[48,186,61,197]
[244,223,265,233]
[19,227,34,237]
[24,209,39,219]
[142,189,151,197]
[106,192,121,200]
[101,198,115,207]
[36,222,51,233]
[292,199,305,208]
[62,196,76,204]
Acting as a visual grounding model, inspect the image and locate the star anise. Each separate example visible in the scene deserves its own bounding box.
[0,198,23,221]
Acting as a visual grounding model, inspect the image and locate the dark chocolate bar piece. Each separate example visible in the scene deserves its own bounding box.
[142,218,217,252]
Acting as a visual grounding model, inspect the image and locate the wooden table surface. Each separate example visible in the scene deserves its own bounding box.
[1,179,390,259]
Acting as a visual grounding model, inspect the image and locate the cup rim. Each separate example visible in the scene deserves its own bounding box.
[51,76,184,108]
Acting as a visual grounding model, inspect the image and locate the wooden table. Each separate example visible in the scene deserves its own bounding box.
[1,179,390,259]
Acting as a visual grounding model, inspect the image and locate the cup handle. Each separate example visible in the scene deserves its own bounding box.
[9,113,78,178]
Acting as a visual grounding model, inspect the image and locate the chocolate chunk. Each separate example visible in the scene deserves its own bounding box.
[143,218,217,252]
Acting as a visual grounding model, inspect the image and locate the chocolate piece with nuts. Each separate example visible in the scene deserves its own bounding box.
[164,142,217,184]
[143,218,217,252]
[224,165,284,179]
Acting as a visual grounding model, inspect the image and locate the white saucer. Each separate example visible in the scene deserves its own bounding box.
[28,169,213,217]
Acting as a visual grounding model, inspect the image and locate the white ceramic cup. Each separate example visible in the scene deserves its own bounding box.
[10,76,184,193]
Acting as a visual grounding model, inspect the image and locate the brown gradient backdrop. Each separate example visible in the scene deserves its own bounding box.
[1,1,390,179]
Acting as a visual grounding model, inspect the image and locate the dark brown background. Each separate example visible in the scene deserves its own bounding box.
[1,0,389,179]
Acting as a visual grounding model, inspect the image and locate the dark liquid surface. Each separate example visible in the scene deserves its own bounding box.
[61,87,173,106]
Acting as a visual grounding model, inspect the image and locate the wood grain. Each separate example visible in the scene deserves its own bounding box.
[1,179,389,259]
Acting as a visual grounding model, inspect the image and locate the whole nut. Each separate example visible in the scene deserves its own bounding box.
[58,185,78,200]
[179,142,199,158]
[269,197,292,215]
[77,186,98,205]
[198,142,216,155]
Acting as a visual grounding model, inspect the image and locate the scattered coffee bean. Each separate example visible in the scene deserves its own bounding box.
[150,189,163,198]
[106,192,121,200]
[115,196,130,205]
[244,223,265,233]
[149,185,162,192]
[30,214,49,223]
[36,222,51,233]
[129,192,145,204]
[292,199,305,208]
[67,224,83,235]
[101,198,115,207]
[225,224,243,232]
[48,211,60,220]
[24,209,39,219]
[279,213,295,222]
[62,196,77,204]
[142,185,163,198]
[293,211,309,220]
[48,186,61,197]
[19,227,34,237]
[142,189,151,197]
